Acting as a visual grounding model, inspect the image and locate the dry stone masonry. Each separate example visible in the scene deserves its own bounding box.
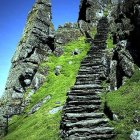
[60,17,115,140]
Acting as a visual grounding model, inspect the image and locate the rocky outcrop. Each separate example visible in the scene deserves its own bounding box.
[60,17,115,140]
[110,0,140,66]
[107,0,140,90]
[54,23,81,56]
[78,0,105,35]
[0,0,54,137]
[109,40,134,90]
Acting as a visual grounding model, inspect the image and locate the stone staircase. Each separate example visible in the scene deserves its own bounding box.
[60,17,115,140]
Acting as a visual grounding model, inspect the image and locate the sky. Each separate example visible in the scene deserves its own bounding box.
[0,0,80,97]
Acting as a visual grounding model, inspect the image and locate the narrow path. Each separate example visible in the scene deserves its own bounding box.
[60,17,115,140]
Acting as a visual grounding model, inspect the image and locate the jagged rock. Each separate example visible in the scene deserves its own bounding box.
[113,114,119,121]
[54,22,81,56]
[28,95,51,114]
[2,0,54,115]
[31,72,46,89]
[109,39,134,89]
[130,129,140,140]
[109,60,117,91]
[49,106,63,114]
[53,47,64,57]
[72,48,80,55]
[0,0,54,136]
[54,66,62,76]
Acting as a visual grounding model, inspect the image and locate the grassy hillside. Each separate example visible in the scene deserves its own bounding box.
[2,37,90,140]
[104,67,140,140]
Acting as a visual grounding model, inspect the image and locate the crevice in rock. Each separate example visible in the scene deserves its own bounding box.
[26,47,36,58]
[112,51,125,88]
[104,101,113,121]
[46,36,55,51]
[78,0,88,22]
[19,75,27,89]
[22,60,39,65]
[116,64,124,88]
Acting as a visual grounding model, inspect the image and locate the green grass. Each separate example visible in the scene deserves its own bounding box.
[2,37,90,140]
[104,68,140,140]
[107,34,114,49]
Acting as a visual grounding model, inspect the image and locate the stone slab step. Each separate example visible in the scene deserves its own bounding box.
[71,88,103,92]
[76,74,100,78]
[75,80,101,85]
[64,118,109,128]
[67,95,100,101]
[84,56,102,59]
[80,65,103,69]
[68,89,103,95]
[72,84,103,90]
[63,105,100,113]
[78,71,103,75]
[81,60,102,64]
[80,63,103,67]
[67,127,114,136]
[67,100,101,106]
[64,113,104,120]
[66,134,115,140]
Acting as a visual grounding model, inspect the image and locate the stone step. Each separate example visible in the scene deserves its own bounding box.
[78,71,103,75]
[66,133,115,140]
[76,77,99,81]
[87,52,105,56]
[80,65,103,69]
[67,100,101,106]
[76,74,100,79]
[84,56,102,59]
[64,118,109,128]
[67,90,102,96]
[67,127,114,136]
[75,80,101,85]
[78,68,102,73]
[69,89,103,94]
[67,95,100,101]
[63,113,104,120]
[72,84,103,90]
[80,63,102,67]
[81,61,102,65]
[63,105,100,113]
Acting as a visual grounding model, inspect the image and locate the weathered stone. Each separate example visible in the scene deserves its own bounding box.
[109,60,117,91]
[49,106,63,114]
[130,129,140,140]
[0,0,54,136]
[72,48,80,55]
[31,72,46,89]
[28,95,51,114]
[54,66,62,76]
[54,22,81,56]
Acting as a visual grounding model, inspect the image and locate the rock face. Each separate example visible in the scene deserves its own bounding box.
[110,0,140,66]
[130,129,140,140]
[60,17,115,140]
[0,0,54,136]
[54,23,81,56]
[78,0,104,35]
[107,0,140,90]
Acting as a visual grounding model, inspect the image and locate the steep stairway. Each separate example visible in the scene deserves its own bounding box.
[60,17,115,140]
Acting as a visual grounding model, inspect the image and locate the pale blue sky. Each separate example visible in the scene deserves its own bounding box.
[0,0,80,97]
